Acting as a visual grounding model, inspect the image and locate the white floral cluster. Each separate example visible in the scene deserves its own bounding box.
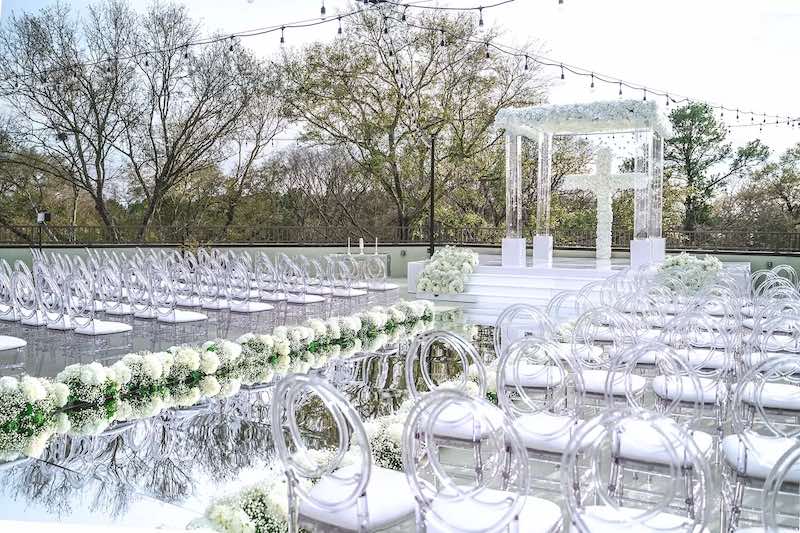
[0,376,70,460]
[2,300,436,457]
[55,361,129,405]
[494,99,673,138]
[362,402,413,471]
[658,253,723,294]
[417,246,479,294]
[197,448,340,533]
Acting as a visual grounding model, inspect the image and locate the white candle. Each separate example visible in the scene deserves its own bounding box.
[358,238,364,255]
[347,237,351,255]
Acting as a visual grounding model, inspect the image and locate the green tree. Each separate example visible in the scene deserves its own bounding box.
[665,102,769,231]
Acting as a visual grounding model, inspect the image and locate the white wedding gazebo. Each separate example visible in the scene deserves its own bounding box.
[494,99,673,268]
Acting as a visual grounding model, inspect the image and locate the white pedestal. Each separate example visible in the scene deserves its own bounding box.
[532,235,553,266]
[501,238,527,267]
[630,239,652,269]
[649,237,666,263]
[406,260,428,293]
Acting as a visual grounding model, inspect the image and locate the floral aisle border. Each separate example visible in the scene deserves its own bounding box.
[416,246,479,294]
[196,357,499,533]
[0,300,435,462]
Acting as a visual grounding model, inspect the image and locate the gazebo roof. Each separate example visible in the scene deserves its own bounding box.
[494,99,673,139]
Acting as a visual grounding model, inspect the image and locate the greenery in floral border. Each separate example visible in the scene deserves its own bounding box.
[0,300,435,462]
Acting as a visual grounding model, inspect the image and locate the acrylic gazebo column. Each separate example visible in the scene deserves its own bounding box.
[630,129,653,268]
[501,133,526,267]
[533,132,554,265]
[648,132,666,262]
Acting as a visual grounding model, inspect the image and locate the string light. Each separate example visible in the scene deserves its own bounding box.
[560,63,564,80]
[478,7,484,26]
[337,16,342,34]
[485,41,490,58]
[383,16,389,34]
[320,1,326,17]
[618,82,622,96]
[440,29,445,47]
[280,26,285,44]
[590,73,594,89]
[736,109,739,120]
[524,55,529,70]
[642,88,647,101]
[665,94,670,106]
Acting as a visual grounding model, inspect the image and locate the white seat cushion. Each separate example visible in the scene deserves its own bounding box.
[229,301,274,313]
[260,292,287,302]
[301,464,415,530]
[20,310,46,326]
[504,363,564,388]
[617,420,713,466]
[134,308,158,319]
[739,382,800,410]
[287,293,326,304]
[0,308,19,322]
[673,347,734,370]
[722,432,800,481]
[104,303,133,316]
[579,505,708,532]
[514,413,585,454]
[158,309,208,323]
[201,299,229,310]
[759,334,800,353]
[306,285,334,295]
[46,315,75,331]
[554,342,603,362]
[367,281,399,291]
[432,403,505,441]
[74,319,133,336]
[426,488,562,533]
[176,295,201,307]
[579,370,647,397]
[0,335,26,351]
[652,375,722,404]
[331,288,367,298]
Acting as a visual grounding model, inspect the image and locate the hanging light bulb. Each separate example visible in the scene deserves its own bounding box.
[524,55,529,70]
[485,42,490,59]
[720,107,724,119]
[440,29,445,47]
[736,109,739,120]
[383,16,389,34]
[560,64,564,80]
[618,82,622,97]
[401,7,407,22]
[280,27,285,44]
[665,94,670,106]
[337,16,342,35]
[229,36,235,52]
[320,1,326,17]
[590,73,595,90]
[642,88,647,101]
[762,114,766,124]
[388,48,394,57]
[478,7,484,26]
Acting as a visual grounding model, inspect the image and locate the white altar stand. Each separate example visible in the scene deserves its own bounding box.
[409,254,750,325]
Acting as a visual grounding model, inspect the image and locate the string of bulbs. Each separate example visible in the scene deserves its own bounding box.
[1,0,796,132]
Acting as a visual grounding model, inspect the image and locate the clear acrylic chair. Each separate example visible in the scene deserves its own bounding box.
[723,353,800,531]
[402,388,562,532]
[493,303,557,362]
[561,408,712,532]
[497,336,587,495]
[759,440,800,531]
[270,373,416,532]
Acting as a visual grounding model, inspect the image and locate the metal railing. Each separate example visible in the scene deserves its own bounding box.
[1,223,798,253]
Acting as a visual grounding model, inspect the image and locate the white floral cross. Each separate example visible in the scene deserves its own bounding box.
[561,147,646,260]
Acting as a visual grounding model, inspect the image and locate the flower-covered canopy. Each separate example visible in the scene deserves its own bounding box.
[494,99,673,138]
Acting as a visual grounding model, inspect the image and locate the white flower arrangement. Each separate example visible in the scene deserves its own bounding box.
[658,253,722,294]
[494,99,673,138]
[417,246,479,294]
[1,300,436,462]
[55,362,126,405]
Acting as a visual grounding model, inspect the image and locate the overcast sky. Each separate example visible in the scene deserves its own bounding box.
[3,0,799,154]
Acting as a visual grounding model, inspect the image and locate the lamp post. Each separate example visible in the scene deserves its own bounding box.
[428,131,436,258]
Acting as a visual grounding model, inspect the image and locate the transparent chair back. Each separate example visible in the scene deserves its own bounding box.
[0,271,16,320]
[269,374,372,533]
[11,270,40,323]
[64,273,96,330]
[402,389,530,533]
[497,336,586,437]
[493,303,556,359]
[561,408,711,532]
[405,330,486,401]
[762,440,800,530]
